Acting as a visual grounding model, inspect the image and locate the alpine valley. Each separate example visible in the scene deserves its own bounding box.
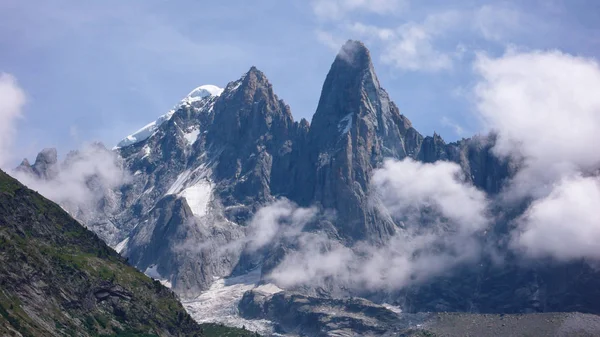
[11,41,600,336]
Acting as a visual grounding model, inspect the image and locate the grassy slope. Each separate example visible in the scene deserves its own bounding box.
[0,169,257,337]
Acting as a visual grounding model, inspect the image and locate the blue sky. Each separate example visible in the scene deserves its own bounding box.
[1,0,600,164]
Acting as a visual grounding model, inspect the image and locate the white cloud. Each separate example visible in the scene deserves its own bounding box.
[245,199,317,252]
[474,50,600,199]
[512,175,600,261]
[312,0,407,21]
[348,22,395,41]
[345,11,463,72]
[0,73,26,168]
[14,144,129,226]
[372,158,489,233]
[268,232,355,289]
[315,29,346,52]
[474,49,600,262]
[380,23,453,71]
[257,159,489,292]
[316,4,532,72]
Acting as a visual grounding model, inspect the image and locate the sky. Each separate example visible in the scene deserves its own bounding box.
[1,0,600,165]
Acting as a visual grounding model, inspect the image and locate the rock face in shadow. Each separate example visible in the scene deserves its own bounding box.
[292,40,421,242]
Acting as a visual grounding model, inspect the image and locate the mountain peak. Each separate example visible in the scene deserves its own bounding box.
[243,66,269,85]
[35,148,58,165]
[310,40,379,128]
[19,158,31,167]
[336,40,372,69]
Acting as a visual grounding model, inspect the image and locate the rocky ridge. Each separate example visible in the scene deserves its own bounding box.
[14,40,600,335]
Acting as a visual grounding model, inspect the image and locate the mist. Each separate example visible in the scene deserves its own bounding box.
[0,73,26,168]
[475,49,600,262]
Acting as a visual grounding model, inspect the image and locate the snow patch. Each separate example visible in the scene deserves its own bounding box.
[227,80,242,94]
[115,111,174,148]
[141,144,151,159]
[166,170,192,195]
[144,265,172,288]
[114,237,129,254]
[338,113,353,134]
[182,268,274,335]
[183,128,201,145]
[179,180,212,217]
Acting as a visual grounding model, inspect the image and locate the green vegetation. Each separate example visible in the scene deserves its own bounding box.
[0,169,258,337]
[0,170,21,195]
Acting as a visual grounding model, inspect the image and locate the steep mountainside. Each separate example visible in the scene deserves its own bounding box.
[0,169,256,336]
[14,40,600,335]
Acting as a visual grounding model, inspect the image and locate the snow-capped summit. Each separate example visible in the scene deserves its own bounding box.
[183,84,224,104]
[114,84,223,149]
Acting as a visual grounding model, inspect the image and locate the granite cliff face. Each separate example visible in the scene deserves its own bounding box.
[14,40,600,335]
[292,41,420,242]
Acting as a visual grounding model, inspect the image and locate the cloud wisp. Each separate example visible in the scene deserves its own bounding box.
[13,143,129,242]
[313,2,529,72]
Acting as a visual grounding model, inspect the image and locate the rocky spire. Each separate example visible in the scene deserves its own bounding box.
[30,148,59,180]
[291,40,424,242]
[15,158,33,175]
[206,66,298,217]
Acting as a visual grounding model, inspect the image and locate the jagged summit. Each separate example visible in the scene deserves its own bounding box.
[336,39,372,69]
[242,66,270,87]
[224,66,271,93]
[115,83,223,148]
[35,147,58,164]
[246,65,263,77]
[19,158,30,167]
[311,40,381,127]
[291,40,420,241]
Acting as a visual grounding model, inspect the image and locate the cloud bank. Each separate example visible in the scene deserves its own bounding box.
[475,50,600,199]
[248,158,489,292]
[512,175,600,261]
[474,49,600,261]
